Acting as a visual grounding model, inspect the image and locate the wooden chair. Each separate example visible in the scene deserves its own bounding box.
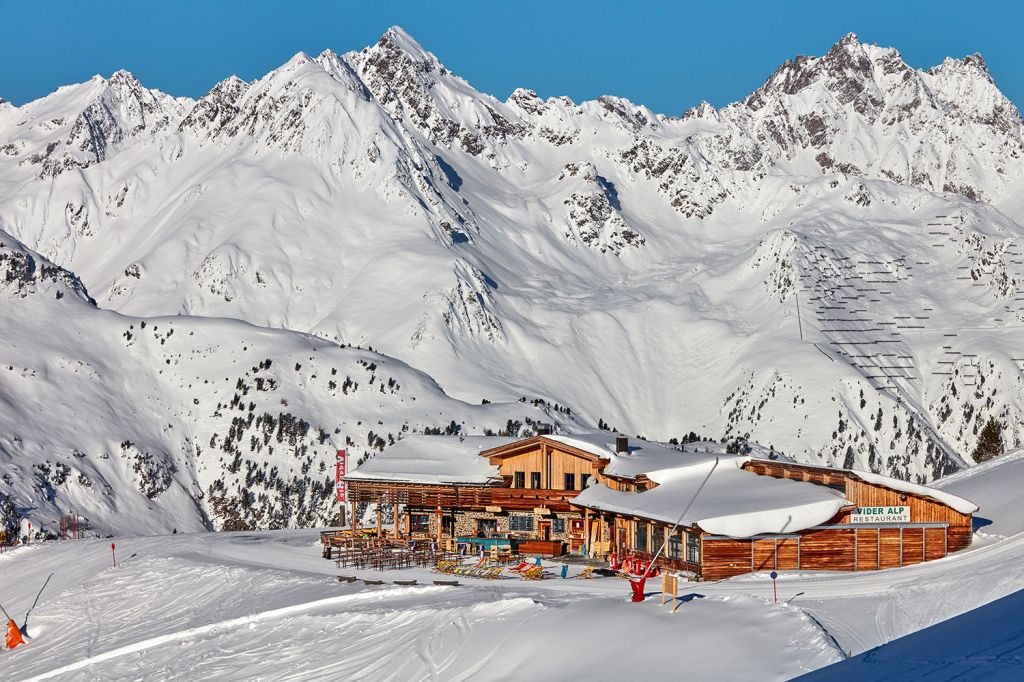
[575,566,596,579]
[520,565,545,580]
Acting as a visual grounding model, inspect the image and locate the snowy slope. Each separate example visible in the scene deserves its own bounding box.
[3,448,1024,679]
[0,532,843,681]
[3,28,1024,491]
[800,588,1024,681]
[0,230,582,535]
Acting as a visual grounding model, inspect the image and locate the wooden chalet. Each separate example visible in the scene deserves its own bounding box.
[343,432,978,580]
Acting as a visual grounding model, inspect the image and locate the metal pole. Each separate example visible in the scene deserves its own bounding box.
[636,458,720,584]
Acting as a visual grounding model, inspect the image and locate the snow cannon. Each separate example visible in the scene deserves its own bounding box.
[629,577,646,602]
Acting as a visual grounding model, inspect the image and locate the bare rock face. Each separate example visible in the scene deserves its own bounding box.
[557,162,644,254]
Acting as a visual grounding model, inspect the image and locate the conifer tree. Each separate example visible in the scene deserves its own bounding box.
[972,417,1004,463]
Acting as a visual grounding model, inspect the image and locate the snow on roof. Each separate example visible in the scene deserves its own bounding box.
[546,433,719,479]
[572,457,850,538]
[345,435,516,485]
[744,458,980,515]
[851,470,979,514]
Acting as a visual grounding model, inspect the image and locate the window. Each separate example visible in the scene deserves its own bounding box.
[635,523,648,552]
[477,518,497,533]
[668,533,683,559]
[563,473,576,491]
[509,515,535,532]
[530,472,541,489]
[513,471,525,488]
[580,474,592,489]
[552,518,566,534]
[411,515,430,532]
[686,532,700,564]
[651,526,664,554]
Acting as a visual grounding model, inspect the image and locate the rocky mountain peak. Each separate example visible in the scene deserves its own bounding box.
[378,25,436,65]
[107,69,143,88]
[682,100,717,120]
[928,52,995,85]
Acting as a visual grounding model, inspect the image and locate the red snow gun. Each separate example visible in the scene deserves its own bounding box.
[0,603,25,650]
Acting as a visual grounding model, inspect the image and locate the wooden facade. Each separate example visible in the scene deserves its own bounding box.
[346,437,976,581]
[346,437,610,547]
[688,460,976,580]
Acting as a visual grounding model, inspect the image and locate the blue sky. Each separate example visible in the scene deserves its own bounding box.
[1,1,1021,113]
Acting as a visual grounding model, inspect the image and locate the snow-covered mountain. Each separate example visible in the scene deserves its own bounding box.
[0,230,579,535]
[3,28,1024,532]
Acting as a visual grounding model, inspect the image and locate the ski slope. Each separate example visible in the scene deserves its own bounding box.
[1,449,1022,680]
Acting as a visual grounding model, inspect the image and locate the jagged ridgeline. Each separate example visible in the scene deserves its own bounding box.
[2,28,1024,535]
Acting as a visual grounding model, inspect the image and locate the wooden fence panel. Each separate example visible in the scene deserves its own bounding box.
[901,527,925,566]
[947,525,972,553]
[856,528,879,571]
[776,539,800,570]
[753,539,776,572]
[925,527,947,561]
[702,539,752,581]
[798,529,855,571]
[879,528,902,569]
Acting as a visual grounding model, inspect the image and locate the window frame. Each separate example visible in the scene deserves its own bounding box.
[513,471,525,488]
[530,472,542,489]
[551,517,566,534]
[686,532,700,564]
[651,525,665,555]
[668,532,683,559]
[635,522,648,553]
[509,515,535,532]
[563,473,576,491]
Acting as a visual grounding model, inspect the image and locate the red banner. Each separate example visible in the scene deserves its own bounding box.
[335,449,347,502]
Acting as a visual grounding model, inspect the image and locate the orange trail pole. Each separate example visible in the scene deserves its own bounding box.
[111,542,117,568]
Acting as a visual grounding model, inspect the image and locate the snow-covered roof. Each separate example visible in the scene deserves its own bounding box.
[850,469,978,514]
[345,435,515,485]
[546,433,718,480]
[744,458,980,515]
[572,457,851,538]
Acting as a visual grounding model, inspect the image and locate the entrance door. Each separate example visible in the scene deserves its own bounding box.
[569,518,584,539]
[539,521,551,541]
[441,516,455,538]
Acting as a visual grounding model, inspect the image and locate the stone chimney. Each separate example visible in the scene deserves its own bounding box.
[535,422,553,436]
[615,435,629,454]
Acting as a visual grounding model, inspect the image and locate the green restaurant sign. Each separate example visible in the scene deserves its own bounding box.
[850,506,910,524]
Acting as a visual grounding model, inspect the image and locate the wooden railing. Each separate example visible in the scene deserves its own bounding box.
[347,481,581,511]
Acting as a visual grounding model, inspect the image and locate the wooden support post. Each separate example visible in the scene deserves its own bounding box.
[376,506,383,538]
[350,500,359,534]
[393,502,401,538]
[584,508,591,556]
[406,509,412,537]
[601,514,607,559]
[435,506,443,545]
